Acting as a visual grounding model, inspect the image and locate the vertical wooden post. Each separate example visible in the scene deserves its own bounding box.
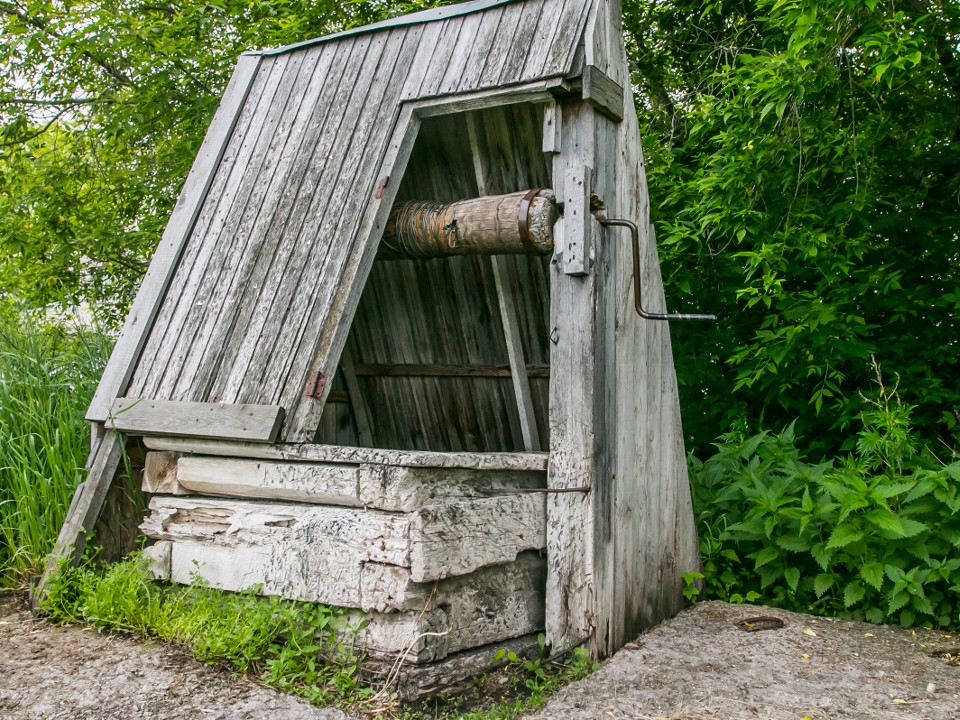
[546,100,599,653]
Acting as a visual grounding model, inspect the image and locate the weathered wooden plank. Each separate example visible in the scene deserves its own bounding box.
[142,436,549,471]
[436,11,485,96]
[352,363,550,378]
[560,164,593,276]
[128,54,288,400]
[86,55,262,421]
[541,0,594,76]
[167,47,333,402]
[582,64,624,122]
[542,101,562,154]
[409,494,545,582]
[176,456,361,505]
[107,398,284,443]
[171,456,543,511]
[243,29,419,436]
[353,553,545,663]
[141,495,545,604]
[497,0,547,85]
[472,0,527,88]
[375,634,541,701]
[197,37,375,407]
[38,431,125,597]
[338,347,375,446]
[142,451,184,495]
[545,100,599,654]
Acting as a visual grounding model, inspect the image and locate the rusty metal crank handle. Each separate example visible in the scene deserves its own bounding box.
[597,218,716,322]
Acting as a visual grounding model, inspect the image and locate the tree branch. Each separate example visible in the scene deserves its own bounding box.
[0,0,135,88]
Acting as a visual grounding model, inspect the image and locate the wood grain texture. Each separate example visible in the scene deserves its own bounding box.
[87,55,262,421]
[141,495,545,603]
[582,64,624,121]
[107,398,284,443]
[109,0,590,444]
[142,436,549,471]
[545,101,599,654]
[368,634,542,700]
[153,454,545,511]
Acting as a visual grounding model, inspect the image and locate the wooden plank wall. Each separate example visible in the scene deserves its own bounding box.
[109,0,590,443]
[315,105,552,452]
[544,0,701,657]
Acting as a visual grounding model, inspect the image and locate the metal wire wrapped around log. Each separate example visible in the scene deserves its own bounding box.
[378,189,558,259]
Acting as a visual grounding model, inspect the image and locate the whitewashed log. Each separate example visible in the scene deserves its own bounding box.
[410,494,545,582]
[142,452,185,495]
[141,495,545,602]
[176,456,362,506]
[357,465,545,512]
[359,550,545,614]
[156,455,544,511]
[142,437,548,472]
[142,541,172,579]
[352,552,545,663]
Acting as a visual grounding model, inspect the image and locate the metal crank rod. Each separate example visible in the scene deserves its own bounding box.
[598,217,716,322]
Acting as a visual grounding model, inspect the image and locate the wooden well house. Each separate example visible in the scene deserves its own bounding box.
[50,0,704,697]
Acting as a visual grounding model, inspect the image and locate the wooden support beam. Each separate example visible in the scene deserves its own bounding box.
[582,64,624,122]
[338,347,374,446]
[466,112,542,451]
[107,398,285,443]
[140,494,545,595]
[142,436,549,471]
[148,454,545,511]
[546,100,598,654]
[352,363,549,378]
[37,431,125,598]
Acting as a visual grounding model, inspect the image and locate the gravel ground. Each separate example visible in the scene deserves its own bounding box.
[2,591,958,720]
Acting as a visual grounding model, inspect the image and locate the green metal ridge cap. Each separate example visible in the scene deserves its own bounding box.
[247,0,523,57]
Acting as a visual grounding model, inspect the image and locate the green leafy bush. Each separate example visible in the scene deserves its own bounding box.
[691,379,960,629]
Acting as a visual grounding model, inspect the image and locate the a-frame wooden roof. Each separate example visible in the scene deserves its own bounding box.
[88,0,593,441]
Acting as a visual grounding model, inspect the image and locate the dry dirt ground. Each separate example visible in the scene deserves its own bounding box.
[2,592,958,720]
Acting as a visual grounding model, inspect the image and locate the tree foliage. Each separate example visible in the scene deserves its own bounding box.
[0,0,436,319]
[2,0,958,453]
[625,0,960,453]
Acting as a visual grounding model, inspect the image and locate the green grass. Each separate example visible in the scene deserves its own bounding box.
[0,312,109,586]
[40,554,596,718]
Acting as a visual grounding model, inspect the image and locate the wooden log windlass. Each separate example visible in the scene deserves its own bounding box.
[379,189,558,259]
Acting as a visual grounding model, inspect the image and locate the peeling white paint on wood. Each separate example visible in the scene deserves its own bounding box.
[141,495,545,603]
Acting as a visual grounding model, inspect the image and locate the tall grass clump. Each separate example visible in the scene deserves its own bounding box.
[0,312,109,585]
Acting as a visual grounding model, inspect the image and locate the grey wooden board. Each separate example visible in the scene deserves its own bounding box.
[582,64,624,121]
[544,0,702,659]
[113,0,590,443]
[141,436,548,471]
[149,454,545,511]
[140,493,545,594]
[86,55,262,421]
[107,398,284,443]
[545,100,599,655]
